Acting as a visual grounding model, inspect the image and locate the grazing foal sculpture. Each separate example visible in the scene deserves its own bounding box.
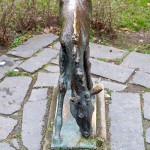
[53,0,102,144]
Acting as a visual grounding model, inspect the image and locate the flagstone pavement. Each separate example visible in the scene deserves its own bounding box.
[0,33,150,150]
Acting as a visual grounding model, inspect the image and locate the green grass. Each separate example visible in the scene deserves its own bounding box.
[114,58,123,64]
[10,34,32,48]
[112,0,150,31]
[107,90,112,96]
[136,44,150,54]
[97,58,124,64]
[97,58,109,62]
[144,88,150,92]
[90,29,97,42]
[126,44,150,54]
[5,70,29,76]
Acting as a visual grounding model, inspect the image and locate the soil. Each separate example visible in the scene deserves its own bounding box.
[107,30,150,47]
[123,84,146,93]
[0,45,8,56]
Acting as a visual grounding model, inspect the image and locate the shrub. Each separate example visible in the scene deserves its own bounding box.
[92,0,112,34]
[0,0,112,45]
[0,0,58,45]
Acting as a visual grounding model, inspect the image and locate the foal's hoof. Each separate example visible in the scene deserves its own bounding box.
[52,136,62,145]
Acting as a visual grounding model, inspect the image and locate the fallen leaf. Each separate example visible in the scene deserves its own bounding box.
[140,34,144,37]
[139,39,144,43]
[50,26,54,30]
[100,29,105,33]
[120,28,130,31]
[44,27,50,34]
[93,37,97,42]
[48,45,53,48]
[37,17,42,21]
[147,3,150,6]
[98,39,101,43]
[133,23,138,27]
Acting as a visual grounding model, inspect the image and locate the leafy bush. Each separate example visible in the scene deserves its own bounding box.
[0,0,58,45]
[92,0,112,34]
[0,0,113,45]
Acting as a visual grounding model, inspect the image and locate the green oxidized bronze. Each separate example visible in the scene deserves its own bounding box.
[53,0,102,144]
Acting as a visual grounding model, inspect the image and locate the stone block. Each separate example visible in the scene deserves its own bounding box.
[8,34,58,58]
[0,55,22,79]
[91,58,134,83]
[52,42,128,60]
[90,42,128,60]
[143,93,150,120]
[130,71,150,88]
[45,65,59,73]
[22,88,48,150]
[0,117,17,140]
[100,81,127,91]
[34,72,59,87]
[146,128,150,144]
[109,93,145,150]
[0,76,32,114]
[121,51,150,73]
[0,143,15,150]
[19,48,58,73]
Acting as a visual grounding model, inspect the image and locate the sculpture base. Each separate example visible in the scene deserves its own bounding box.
[51,89,97,149]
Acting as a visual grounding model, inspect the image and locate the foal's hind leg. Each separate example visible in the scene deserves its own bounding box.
[53,45,67,144]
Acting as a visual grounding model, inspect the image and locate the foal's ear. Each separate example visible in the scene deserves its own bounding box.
[90,85,103,96]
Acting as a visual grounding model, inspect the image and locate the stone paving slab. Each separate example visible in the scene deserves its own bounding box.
[0,142,15,150]
[19,48,58,73]
[0,76,32,114]
[34,72,59,87]
[11,139,19,149]
[130,71,150,88]
[52,42,128,60]
[29,88,48,102]
[121,51,150,73]
[90,42,128,60]
[8,34,58,58]
[51,56,59,65]
[146,128,150,144]
[0,116,17,140]
[22,89,48,150]
[90,58,134,83]
[45,65,59,73]
[53,42,128,60]
[109,93,145,150]
[0,55,22,79]
[51,57,134,83]
[100,81,127,92]
[143,93,150,120]
[52,42,60,50]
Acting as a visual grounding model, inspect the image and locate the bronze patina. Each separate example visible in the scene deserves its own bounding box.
[53,0,102,144]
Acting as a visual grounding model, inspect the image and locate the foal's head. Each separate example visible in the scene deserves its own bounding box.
[70,91,94,137]
[70,86,102,137]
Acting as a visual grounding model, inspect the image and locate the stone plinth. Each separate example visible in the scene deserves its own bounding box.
[51,90,97,149]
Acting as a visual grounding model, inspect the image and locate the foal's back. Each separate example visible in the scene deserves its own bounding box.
[60,0,92,37]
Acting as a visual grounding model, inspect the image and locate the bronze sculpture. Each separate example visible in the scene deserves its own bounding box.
[53,0,102,144]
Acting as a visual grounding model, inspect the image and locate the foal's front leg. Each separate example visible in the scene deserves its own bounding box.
[53,46,67,144]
